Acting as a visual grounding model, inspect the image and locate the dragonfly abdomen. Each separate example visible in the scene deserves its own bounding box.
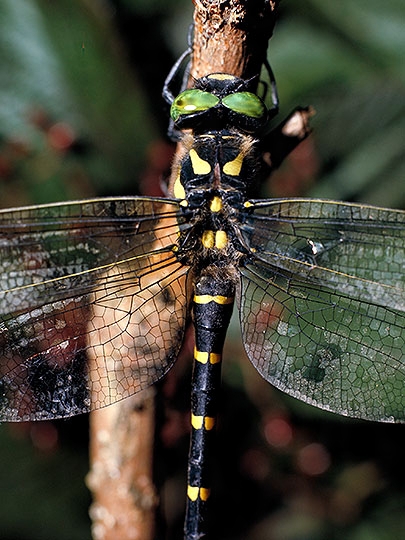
[185,272,235,539]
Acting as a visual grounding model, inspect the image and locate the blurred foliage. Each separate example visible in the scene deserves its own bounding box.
[0,1,404,540]
[269,0,405,208]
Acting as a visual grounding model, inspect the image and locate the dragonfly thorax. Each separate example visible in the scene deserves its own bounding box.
[170,130,264,204]
[175,193,248,270]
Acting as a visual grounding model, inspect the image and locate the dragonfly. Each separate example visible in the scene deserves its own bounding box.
[1,56,405,540]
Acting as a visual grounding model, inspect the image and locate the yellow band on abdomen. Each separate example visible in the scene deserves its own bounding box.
[194,294,234,305]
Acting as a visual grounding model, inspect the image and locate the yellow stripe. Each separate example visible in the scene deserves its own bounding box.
[194,350,209,364]
[173,171,186,199]
[209,196,222,212]
[189,148,211,175]
[204,417,216,430]
[187,486,211,501]
[200,488,211,501]
[201,230,215,248]
[208,352,221,364]
[194,294,234,305]
[191,414,216,430]
[223,151,244,176]
[194,349,222,364]
[215,230,228,249]
[191,414,204,429]
[187,486,199,501]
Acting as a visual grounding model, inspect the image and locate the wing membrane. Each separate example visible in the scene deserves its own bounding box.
[0,197,182,310]
[238,199,405,422]
[0,197,191,421]
[240,199,405,292]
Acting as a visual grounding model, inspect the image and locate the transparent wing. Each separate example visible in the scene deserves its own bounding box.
[0,197,191,421]
[238,199,405,422]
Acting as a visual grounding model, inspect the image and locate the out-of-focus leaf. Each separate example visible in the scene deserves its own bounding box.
[0,424,91,540]
[0,0,76,133]
[270,0,405,208]
[0,0,159,204]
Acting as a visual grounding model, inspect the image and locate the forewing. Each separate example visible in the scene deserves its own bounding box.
[238,199,405,422]
[0,197,191,421]
[241,199,405,296]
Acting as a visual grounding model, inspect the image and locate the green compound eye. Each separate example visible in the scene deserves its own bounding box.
[171,89,219,121]
[222,92,266,119]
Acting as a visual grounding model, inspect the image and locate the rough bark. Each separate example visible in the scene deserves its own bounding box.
[191,0,280,80]
[87,390,157,540]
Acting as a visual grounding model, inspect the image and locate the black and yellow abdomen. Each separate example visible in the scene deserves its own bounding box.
[184,273,235,540]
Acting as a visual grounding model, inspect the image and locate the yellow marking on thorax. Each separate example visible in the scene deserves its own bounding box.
[201,230,215,248]
[191,414,216,430]
[201,230,228,249]
[210,196,223,212]
[189,148,211,175]
[173,171,186,199]
[215,230,228,249]
[223,151,244,176]
[194,294,234,305]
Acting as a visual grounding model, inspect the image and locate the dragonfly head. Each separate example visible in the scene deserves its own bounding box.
[170,73,271,134]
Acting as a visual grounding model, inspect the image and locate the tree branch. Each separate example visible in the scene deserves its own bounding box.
[191,0,280,80]
[87,390,157,540]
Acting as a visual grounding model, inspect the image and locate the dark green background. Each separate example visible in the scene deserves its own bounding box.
[0,1,404,539]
